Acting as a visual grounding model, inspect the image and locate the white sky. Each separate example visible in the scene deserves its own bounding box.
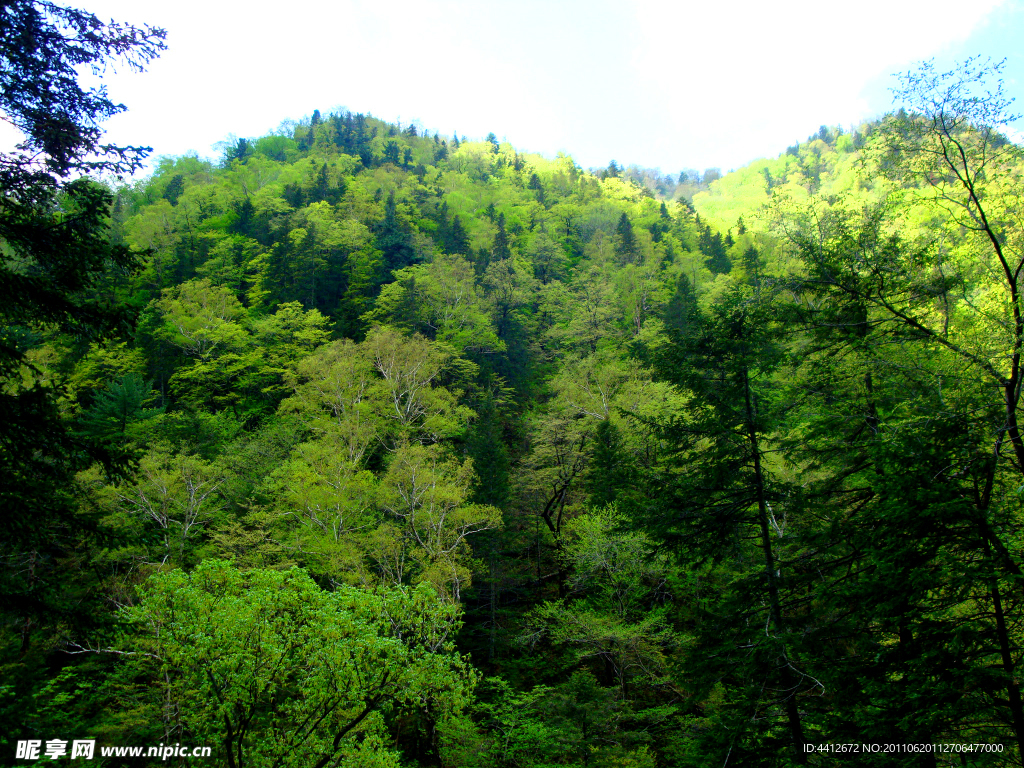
[14,0,1024,176]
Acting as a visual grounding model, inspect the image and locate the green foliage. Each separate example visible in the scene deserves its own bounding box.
[469,675,655,768]
[12,41,1024,768]
[0,5,165,752]
[121,561,475,767]
[77,372,163,450]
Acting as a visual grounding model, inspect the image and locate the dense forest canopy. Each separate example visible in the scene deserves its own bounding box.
[2,5,1023,765]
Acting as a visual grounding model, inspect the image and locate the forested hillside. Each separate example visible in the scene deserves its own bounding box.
[3,18,1023,765]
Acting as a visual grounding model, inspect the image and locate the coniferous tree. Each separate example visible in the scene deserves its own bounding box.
[528,172,546,206]
[615,212,639,264]
[448,215,470,256]
[375,191,414,273]
[584,420,634,508]
[163,173,184,205]
[492,212,512,264]
[383,139,401,165]
[698,220,731,274]
[648,284,808,765]
[662,274,698,336]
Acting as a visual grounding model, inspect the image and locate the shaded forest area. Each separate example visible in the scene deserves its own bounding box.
[2,3,1023,766]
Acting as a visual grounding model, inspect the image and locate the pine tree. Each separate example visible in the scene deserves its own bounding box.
[584,420,634,508]
[163,173,184,205]
[78,373,162,445]
[492,212,512,263]
[615,212,639,264]
[376,191,414,272]
[662,274,698,336]
[649,284,809,765]
[528,173,546,205]
[468,392,511,509]
[698,222,731,274]
[448,215,470,255]
[311,163,330,203]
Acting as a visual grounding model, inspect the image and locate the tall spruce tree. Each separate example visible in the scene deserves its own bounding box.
[648,283,809,765]
[375,190,414,273]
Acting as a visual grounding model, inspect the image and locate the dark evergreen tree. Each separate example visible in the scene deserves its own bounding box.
[448,215,470,255]
[802,403,1009,765]
[785,208,1024,760]
[740,244,762,280]
[78,373,162,445]
[528,173,545,205]
[310,163,330,203]
[383,139,401,165]
[163,173,184,205]
[648,284,809,765]
[467,392,511,509]
[615,212,639,264]
[492,212,512,263]
[282,182,305,208]
[225,137,251,164]
[375,191,414,273]
[662,274,698,336]
[234,197,255,238]
[698,221,731,274]
[584,420,634,508]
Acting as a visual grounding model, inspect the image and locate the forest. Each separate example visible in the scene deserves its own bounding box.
[2,3,1024,766]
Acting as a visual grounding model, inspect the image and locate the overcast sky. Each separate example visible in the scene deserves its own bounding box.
[23,0,1024,176]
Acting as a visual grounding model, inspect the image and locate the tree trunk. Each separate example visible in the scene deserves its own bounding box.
[744,367,806,763]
